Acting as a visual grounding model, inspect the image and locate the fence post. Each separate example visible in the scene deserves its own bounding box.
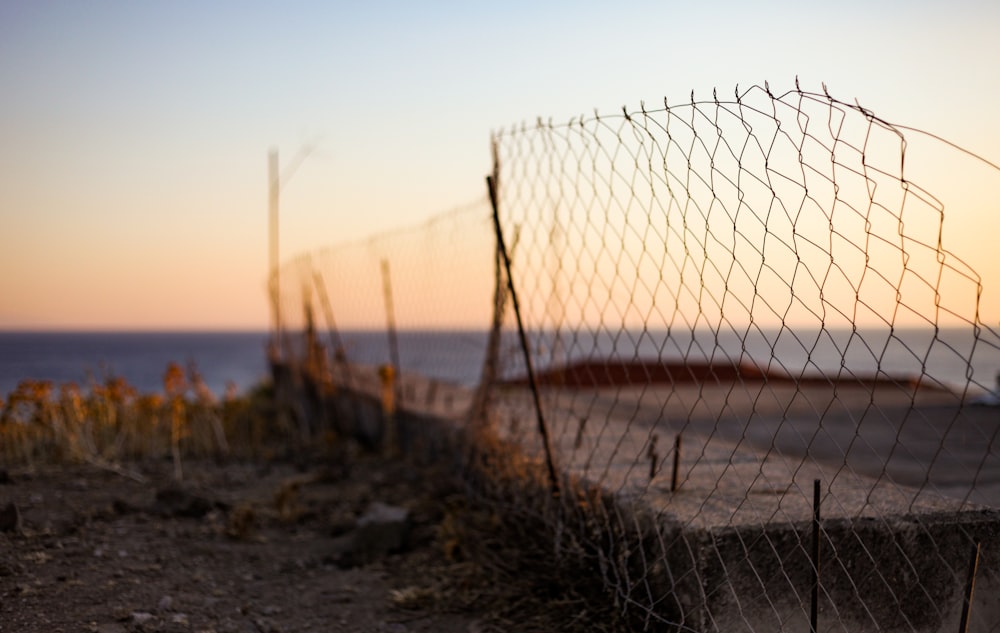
[311,269,354,391]
[671,434,682,493]
[647,434,659,480]
[487,171,560,496]
[380,259,402,457]
[958,541,981,633]
[811,479,822,633]
[468,236,507,428]
[268,149,281,362]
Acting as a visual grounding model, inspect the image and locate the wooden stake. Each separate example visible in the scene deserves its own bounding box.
[671,434,682,492]
[958,541,981,633]
[811,479,821,633]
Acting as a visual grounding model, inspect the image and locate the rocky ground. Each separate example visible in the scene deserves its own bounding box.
[0,445,622,633]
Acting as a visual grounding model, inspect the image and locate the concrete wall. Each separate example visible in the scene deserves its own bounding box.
[272,361,999,633]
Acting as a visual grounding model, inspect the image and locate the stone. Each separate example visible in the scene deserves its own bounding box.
[353,501,410,559]
[0,502,21,533]
[154,486,228,518]
[333,501,411,567]
[130,611,154,624]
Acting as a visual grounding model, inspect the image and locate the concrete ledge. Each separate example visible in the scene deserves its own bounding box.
[273,362,1000,632]
[637,508,1000,632]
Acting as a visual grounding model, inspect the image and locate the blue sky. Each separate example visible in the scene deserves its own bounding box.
[1,0,998,329]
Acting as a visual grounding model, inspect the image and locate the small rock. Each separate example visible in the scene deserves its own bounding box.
[154,486,228,518]
[169,613,188,625]
[0,502,21,533]
[340,501,410,566]
[111,498,136,515]
[130,611,154,624]
[158,595,173,611]
[225,503,256,540]
[252,616,281,633]
[357,502,408,539]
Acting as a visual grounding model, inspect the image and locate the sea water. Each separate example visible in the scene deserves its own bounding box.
[2,326,998,400]
[0,331,271,398]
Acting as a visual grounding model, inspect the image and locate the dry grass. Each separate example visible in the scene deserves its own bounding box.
[0,362,290,476]
[434,501,627,632]
[1,364,630,631]
[382,424,630,633]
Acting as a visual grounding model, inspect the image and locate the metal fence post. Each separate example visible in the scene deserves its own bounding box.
[487,169,560,496]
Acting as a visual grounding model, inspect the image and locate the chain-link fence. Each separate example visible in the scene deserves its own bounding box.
[276,82,1000,632]
[272,198,495,448]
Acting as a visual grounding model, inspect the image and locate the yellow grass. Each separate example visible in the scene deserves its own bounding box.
[0,362,285,476]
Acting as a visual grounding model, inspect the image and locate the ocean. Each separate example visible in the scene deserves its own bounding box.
[0,331,272,398]
[2,326,998,401]
[0,330,492,399]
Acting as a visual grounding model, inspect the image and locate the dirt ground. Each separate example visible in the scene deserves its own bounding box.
[0,445,621,633]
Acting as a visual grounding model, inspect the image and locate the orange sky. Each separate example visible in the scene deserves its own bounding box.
[1,2,998,331]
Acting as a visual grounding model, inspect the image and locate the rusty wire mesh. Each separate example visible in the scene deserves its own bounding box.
[275,197,495,431]
[485,83,1000,632]
[275,82,1000,632]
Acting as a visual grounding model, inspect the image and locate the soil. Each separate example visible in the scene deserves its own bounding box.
[0,445,617,633]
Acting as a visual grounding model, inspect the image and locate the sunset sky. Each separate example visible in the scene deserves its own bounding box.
[1,1,998,330]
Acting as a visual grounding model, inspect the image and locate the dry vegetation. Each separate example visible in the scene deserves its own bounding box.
[0,363,292,476]
[0,366,625,632]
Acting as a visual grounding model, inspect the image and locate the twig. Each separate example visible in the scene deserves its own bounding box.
[83,455,147,484]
